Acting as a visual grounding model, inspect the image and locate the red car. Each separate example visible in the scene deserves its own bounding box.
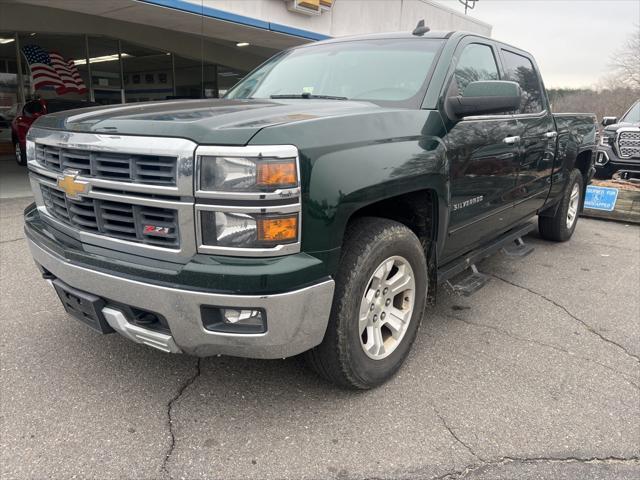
[12,98,97,165]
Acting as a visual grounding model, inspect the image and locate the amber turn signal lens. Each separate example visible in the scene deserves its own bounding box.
[256,161,297,187]
[257,215,298,243]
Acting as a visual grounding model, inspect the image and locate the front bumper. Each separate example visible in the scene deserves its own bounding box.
[26,220,335,360]
[596,145,640,175]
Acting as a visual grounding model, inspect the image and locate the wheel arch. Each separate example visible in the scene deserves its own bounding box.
[342,187,443,305]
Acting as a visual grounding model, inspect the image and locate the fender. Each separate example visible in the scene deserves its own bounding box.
[250,108,449,278]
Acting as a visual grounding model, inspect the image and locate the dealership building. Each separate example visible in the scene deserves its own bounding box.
[0,0,491,109]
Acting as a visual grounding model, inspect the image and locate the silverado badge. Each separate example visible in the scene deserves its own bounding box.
[57,171,90,199]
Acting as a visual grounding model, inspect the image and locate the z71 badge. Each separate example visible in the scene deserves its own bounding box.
[143,225,171,236]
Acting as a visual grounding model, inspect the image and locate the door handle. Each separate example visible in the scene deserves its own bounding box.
[503,136,521,145]
[545,131,558,138]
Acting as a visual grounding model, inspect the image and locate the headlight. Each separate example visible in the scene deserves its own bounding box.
[194,145,301,257]
[199,156,298,193]
[600,134,613,146]
[200,210,299,249]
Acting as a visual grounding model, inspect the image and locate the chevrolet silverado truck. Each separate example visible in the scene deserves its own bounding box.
[597,99,640,179]
[23,29,597,389]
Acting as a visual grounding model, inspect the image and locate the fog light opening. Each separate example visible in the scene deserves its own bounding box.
[201,306,267,334]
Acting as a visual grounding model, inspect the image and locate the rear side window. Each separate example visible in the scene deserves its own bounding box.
[501,50,544,114]
[453,43,499,95]
[23,101,44,117]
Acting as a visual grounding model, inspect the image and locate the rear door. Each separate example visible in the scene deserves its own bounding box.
[500,48,557,220]
[441,39,521,262]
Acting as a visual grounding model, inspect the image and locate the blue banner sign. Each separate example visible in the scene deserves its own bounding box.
[584,186,619,212]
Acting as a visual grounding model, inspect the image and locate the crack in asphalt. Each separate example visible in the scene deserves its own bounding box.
[447,313,640,392]
[161,358,202,478]
[429,455,640,480]
[0,237,24,245]
[432,407,484,462]
[491,274,640,365]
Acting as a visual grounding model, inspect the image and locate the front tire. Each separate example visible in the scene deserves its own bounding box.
[538,168,583,242]
[306,217,428,389]
[14,141,26,166]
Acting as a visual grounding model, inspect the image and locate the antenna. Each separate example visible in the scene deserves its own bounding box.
[412,20,431,36]
[458,0,479,15]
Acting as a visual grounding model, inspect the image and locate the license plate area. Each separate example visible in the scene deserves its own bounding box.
[52,279,115,334]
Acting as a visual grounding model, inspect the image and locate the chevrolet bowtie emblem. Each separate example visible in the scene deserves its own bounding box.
[57,171,90,199]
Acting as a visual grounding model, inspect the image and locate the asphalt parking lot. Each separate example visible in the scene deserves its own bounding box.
[1,194,639,480]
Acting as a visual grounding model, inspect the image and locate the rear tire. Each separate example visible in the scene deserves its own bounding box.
[538,168,583,242]
[14,141,26,166]
[306,217,428,389]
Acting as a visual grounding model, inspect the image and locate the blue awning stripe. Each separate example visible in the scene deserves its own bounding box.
[139,0,330,41]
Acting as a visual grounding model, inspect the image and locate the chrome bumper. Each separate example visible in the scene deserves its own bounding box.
[28,238,335,359]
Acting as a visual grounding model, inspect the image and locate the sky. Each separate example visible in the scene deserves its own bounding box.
[440,0,640,89]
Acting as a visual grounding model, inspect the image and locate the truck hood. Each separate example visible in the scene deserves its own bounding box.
[604,121,640,133]
[33,98,381,145]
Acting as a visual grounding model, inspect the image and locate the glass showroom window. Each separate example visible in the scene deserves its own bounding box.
[18,32,90,102]
[86,36,124,105]
[121,41,174,103]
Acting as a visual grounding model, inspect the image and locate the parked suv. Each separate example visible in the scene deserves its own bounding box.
[596,99,640,179]
[23,30,596,389]
[12,98,97,165]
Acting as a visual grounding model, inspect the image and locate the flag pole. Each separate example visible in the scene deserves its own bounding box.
[14,33,26,104]
[85,34,94,102]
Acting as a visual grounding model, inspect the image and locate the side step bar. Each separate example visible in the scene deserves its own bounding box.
[446,264,490,296]
[502,237,535,257]
[437,222,536,287]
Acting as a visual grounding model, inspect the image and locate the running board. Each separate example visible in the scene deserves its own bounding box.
[501,237,535,257]
[445,264,490,296]
[437,222,536,285]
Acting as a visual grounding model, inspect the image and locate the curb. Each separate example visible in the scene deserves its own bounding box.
[582,188,640,224]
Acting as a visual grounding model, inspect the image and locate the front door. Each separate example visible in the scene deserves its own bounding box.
[441,41,521,262]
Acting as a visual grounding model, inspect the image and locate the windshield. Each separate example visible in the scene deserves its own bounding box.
[621,100,640,123]
[226,39,444,107]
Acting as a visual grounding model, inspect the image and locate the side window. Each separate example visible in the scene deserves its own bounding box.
[501,50,544,114]
[453,43,499,95]
[23,101,44,117]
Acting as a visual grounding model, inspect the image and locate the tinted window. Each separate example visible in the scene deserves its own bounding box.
[45,100,96,113]
[621,101,639,123]
[23,101,44,116]
[453,43,499,95]
[501,50,544,114]
[227,39,444,106]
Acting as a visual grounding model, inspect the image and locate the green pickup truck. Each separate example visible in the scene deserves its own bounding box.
[24,29,596,389]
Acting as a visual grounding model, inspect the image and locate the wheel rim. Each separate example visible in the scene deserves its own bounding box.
[358,255,416,360]
[566,183,580,229]
[15,143,21,162]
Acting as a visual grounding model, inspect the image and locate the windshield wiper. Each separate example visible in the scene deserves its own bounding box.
[270,93,348,100]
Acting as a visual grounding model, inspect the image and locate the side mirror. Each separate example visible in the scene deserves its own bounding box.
[447,81,521,118]
[602,116,617,127]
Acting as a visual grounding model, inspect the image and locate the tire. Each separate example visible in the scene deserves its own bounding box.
[306,217,428,389]
[538,168,583,242]
[14,141,26,166]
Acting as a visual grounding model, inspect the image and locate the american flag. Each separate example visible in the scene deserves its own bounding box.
[22,45,87,95]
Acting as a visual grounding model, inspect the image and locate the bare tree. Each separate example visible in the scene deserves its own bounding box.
[549,87,638,121]
[610,26,640,89]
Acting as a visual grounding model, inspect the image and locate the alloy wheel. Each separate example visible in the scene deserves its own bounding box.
[358,256,416,360]
[566,183,580,229]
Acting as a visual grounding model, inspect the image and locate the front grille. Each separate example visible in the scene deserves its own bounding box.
[618,130,640,158]
[41,184,179,247]
[35,144,177,185]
